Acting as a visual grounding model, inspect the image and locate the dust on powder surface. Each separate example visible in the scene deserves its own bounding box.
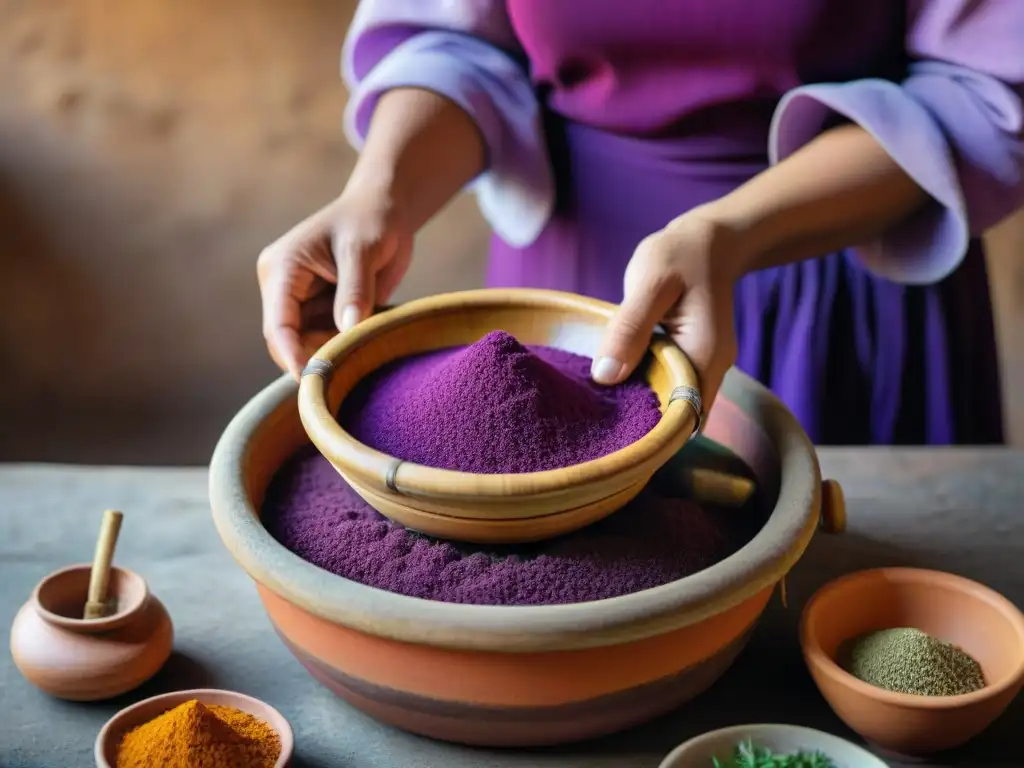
[264,330,759,606]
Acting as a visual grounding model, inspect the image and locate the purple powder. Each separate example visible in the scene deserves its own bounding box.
[337,330,662,474]
[262,447,759,606]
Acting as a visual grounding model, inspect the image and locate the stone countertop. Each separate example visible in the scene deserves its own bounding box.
[2,448,1022,768]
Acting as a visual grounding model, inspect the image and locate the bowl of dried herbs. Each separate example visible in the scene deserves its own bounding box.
[801,567,1024,757]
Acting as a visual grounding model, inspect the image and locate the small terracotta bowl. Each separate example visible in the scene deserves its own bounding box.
[298,288,702,544]
[801,567,1024,756]
[94,688,294,767]
[658,723,888,767]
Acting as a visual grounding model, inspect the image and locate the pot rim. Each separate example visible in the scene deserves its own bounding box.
[209,367,821,653]
[32,564,150,634]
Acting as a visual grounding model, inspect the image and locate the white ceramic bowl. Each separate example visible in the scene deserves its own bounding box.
[658,724,888,767]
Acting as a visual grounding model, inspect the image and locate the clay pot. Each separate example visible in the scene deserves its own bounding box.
[801,567,1024,756]
[10,564,174,701]
[211,357,840,747]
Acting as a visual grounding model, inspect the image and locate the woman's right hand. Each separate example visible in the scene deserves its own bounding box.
[258,87,486,378]
[257,188,414,379]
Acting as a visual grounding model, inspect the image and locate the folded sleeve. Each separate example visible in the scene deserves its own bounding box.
[342,1,554,247]
[769,0,1024,284]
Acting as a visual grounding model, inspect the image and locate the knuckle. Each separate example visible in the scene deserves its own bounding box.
[608,312,650,350]
[614,310,647,337]
[648,240,677,271]
[336,288,368,309]
[256,243,299,285]
[256,246,278,276]
[332,228,374,256]
[634,234,663,262]
[631,236,677,280]
[333,243,369,274]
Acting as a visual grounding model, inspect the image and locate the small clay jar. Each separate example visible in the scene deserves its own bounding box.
[10,564,173,701]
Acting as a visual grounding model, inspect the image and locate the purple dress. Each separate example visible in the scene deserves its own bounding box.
[343,1,1024,445]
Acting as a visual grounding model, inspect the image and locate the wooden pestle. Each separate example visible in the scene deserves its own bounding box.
[83,509,124,620]
[684,468,757,508]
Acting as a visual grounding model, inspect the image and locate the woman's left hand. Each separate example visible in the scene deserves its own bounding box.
[591,207,745,417]
[591,122,936,417]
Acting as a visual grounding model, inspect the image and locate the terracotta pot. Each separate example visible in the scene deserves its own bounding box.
[801,567,1024,756]
[10,564,173,701]
[211,362,837,747]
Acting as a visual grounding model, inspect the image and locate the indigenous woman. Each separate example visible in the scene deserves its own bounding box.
[258,1,1024,444]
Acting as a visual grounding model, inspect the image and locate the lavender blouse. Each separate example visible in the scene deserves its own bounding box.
[341,0,1023,286]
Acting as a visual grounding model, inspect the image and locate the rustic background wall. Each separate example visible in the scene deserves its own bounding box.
[1,0,1021,464]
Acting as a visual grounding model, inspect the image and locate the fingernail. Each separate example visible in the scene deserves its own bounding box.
[340,305,361,332]
[591,356,625,384]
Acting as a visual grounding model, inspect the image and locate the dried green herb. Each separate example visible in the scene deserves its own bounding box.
[843,627,984,697]
[711,740,836,767]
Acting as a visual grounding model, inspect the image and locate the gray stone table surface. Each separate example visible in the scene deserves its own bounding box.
[2,449,1022,768]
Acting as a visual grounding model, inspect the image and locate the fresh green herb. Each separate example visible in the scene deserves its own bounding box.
[711,739,837,767]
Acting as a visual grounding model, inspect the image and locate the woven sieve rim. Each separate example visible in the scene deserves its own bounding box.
[668,385,703,439]
[301,358,334,380]
[384,459,405,494]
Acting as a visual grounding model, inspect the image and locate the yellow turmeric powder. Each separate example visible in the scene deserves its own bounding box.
[116,699,281,768]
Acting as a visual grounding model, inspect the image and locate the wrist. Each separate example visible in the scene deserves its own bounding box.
[667,203,759,286]
[346,87,484,231]
[346,149,399,201]
[341,157,414,227]
[346,145,461,233]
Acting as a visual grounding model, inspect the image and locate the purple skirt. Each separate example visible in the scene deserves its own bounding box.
[486,121,1003,445]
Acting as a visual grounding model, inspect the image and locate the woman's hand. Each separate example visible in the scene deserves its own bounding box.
[257,188,414,379]
[257,87,486,380]
[592,124,932,415]
[591,208,745,416]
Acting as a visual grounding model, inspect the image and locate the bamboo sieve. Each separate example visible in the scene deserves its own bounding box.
[297,288,702,544]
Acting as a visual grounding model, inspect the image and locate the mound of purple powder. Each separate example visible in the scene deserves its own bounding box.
[262,447,758,606]
[337,330,662,474]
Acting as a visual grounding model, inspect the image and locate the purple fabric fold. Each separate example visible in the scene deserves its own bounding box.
[341,1,553,247]
[770,0,1024,284]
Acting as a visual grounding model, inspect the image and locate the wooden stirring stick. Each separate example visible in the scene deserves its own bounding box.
[684,468,757,508]
[83,509,124,619]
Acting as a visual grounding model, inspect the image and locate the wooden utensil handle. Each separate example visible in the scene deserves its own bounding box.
[87,509,123,605]
[685,468,756,507]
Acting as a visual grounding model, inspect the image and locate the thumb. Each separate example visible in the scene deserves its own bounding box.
[332,239,383,333]
[592,269,680,386]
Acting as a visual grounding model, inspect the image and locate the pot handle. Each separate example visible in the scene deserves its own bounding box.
[819,479,846,534]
